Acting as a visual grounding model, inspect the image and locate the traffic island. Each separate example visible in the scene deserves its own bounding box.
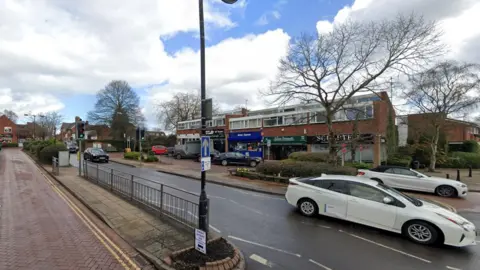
[165,237,244,270]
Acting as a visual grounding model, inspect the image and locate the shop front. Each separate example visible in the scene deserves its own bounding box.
[228,131,263,158]
[263,136,307,160]
[206,129,226,152]
[307,133,376,162]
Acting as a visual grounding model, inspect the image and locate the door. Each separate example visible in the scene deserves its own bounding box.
[312,180,348,219]
[378,168,402,188]
[234,152,248,165]
[391,168,428,191]
[346,182,397,230]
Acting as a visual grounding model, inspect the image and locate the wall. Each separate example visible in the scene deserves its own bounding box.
[0,115,18,143]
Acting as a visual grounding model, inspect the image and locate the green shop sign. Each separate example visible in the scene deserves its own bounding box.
[263,136,307,145]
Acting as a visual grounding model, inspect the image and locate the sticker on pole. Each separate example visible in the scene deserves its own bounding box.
[201,136,211,172]
[195,229,207,254]
[266,139,271,147]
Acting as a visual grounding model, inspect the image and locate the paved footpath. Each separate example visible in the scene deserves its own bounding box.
[0,149,148,270]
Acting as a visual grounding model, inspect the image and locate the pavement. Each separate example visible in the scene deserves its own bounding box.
[424,168,480,192]
[0,148,153,270]
[72,153,480,270]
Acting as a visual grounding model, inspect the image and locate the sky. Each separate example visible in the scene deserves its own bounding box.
[1,0,480,128]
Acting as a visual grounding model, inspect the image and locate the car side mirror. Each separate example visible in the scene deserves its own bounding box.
[383,197,394,205]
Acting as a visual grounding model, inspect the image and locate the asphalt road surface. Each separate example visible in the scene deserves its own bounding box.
[71,155,480,270]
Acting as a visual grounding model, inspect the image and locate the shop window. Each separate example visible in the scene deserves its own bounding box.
[229,141,261,152]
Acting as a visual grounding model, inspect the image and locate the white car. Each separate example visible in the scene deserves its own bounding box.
[285,175,477,247]
[357,166,468,198]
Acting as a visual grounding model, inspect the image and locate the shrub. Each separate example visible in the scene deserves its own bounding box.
[345,162,372,169]
[2,143,18,147]
[147,150,155,156]
[288,152,330,162]
[38,143,68,164]
[144,155,159,162]
[437,152,480,169]
[386,155,412,167]
[124,152,141,160]
[462,140,479,153]
[256,160,357,178]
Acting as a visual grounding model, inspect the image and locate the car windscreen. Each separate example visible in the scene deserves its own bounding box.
[91,149,106,154]
[376,183,423,206]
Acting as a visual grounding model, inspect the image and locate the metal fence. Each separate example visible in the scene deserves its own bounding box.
[52,157,59,176]
[82,161,201,230]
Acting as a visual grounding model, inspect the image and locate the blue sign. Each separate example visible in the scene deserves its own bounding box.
[228,131,262,141]
[201,136,210,158]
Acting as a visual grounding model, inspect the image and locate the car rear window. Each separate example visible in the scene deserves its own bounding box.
[296,177,317,182]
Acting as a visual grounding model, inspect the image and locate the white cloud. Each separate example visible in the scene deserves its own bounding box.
[0,0,290,128]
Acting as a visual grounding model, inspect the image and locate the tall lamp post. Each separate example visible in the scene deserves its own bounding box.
[24,113,44,140]
[198,0,238,234]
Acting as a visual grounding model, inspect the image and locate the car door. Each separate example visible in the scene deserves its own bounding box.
[391,168,429,192]
[346,182,397,230]
[311,180,349,219]
[376,168,403,188]
[225,153,237,164]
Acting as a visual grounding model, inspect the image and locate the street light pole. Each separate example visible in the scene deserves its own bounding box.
[197,0,237,235]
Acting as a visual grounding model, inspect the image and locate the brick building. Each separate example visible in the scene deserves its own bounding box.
[401,113,480,147]
[0,115,18,143]
[176,92,395,165]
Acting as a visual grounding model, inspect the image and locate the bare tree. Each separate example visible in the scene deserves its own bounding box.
[404,60,480,171]
[262,13,443,160]
[2,109,18,123]
[156,91,202,131]
[38,112,63,139]
[87,80,143,126]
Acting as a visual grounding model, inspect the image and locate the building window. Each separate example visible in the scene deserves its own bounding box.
[312,112,326,123]
[264,116,283,127]
[178,123,186,130]
[4,127,12,133]
[366,105,374,118]
[207,120,213,127]
[215,118,225,126]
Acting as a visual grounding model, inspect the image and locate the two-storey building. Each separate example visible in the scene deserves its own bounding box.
[176,92,395,165]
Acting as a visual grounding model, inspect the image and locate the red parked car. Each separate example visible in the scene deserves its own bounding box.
[151,145,168,155]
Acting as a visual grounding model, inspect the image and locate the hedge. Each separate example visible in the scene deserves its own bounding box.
[124,152,141,160]
[288,152,330,162]
[462,140,480,153]
[256,160,357,178]
[38,143,68,164]
[437,152,480,169]
[1,142,18,147]
[386,155,412,167]
[144,155,159,162]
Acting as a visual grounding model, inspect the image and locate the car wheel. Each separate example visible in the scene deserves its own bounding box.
[221,160,228,166]
[435,185,456,197]
[298,199,318,217]
[403,221,439,245]
[250,161,257,167]
[176,154,182,160]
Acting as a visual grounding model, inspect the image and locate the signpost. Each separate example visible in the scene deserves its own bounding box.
[195,228,207,254]
[341,144,347,167]
[201,136,211,172]
[266,139,271,160]
[359,145,363,163]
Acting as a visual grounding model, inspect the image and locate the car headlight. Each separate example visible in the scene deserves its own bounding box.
[436,213,470,231]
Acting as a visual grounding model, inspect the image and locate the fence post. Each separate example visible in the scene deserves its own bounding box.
[85,161,88,179]
[130,175,134,200]
[456,169,461,181]
[96,163,99,183]
[110,169,113,191]
[469,166,472,178]
[160,184,164,214]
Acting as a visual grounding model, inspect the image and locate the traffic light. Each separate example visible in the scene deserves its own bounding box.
[77,122,85,140]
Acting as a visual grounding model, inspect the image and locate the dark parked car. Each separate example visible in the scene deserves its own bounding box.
[212,152,261,167]
[195,150,221,162]
[83,148,109,163]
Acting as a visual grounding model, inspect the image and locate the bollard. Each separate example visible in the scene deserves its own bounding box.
[456,169,461,181]
[446,173,449,179]
[469,166,472,178]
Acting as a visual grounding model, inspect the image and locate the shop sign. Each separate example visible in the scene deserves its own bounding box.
[206,129,225,138]
[263,136,307,144]
[308,133,374,144]
[229,131,262,141]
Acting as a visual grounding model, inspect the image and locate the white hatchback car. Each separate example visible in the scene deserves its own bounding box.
[286,175,477,247]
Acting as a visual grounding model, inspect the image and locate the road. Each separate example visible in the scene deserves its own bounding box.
[71,156,480,270]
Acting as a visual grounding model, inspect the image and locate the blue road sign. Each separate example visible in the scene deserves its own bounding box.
[201,136,210,158]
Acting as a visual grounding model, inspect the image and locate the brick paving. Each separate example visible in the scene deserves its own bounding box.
[0,149,136,270]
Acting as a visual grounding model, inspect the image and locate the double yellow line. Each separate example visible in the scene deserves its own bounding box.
[37,169,140,270]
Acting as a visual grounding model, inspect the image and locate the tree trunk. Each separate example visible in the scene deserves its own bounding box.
[326,117,337,165]
[428,126,440,172]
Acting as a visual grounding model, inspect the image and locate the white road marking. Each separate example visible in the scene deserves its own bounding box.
[301,221,331,229]
[446,266,462,270]
[209,225,221,233]
[228,235,301,257]
[308,259,332,270]
[209,195,227,200]
[249,254,273,267]
[229,200,264,215]
[341,231,431,263]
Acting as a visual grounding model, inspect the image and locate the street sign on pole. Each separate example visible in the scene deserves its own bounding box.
[201,136,211,172]
[267,139,271,147]
[195,229,207,254]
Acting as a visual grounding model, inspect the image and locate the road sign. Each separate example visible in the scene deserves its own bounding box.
[201,157,211,172]
[342,148,347,153]
[195,229,207,254]
[359,145,363,151]
[266,139,271,147]
[201,136,210,158]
